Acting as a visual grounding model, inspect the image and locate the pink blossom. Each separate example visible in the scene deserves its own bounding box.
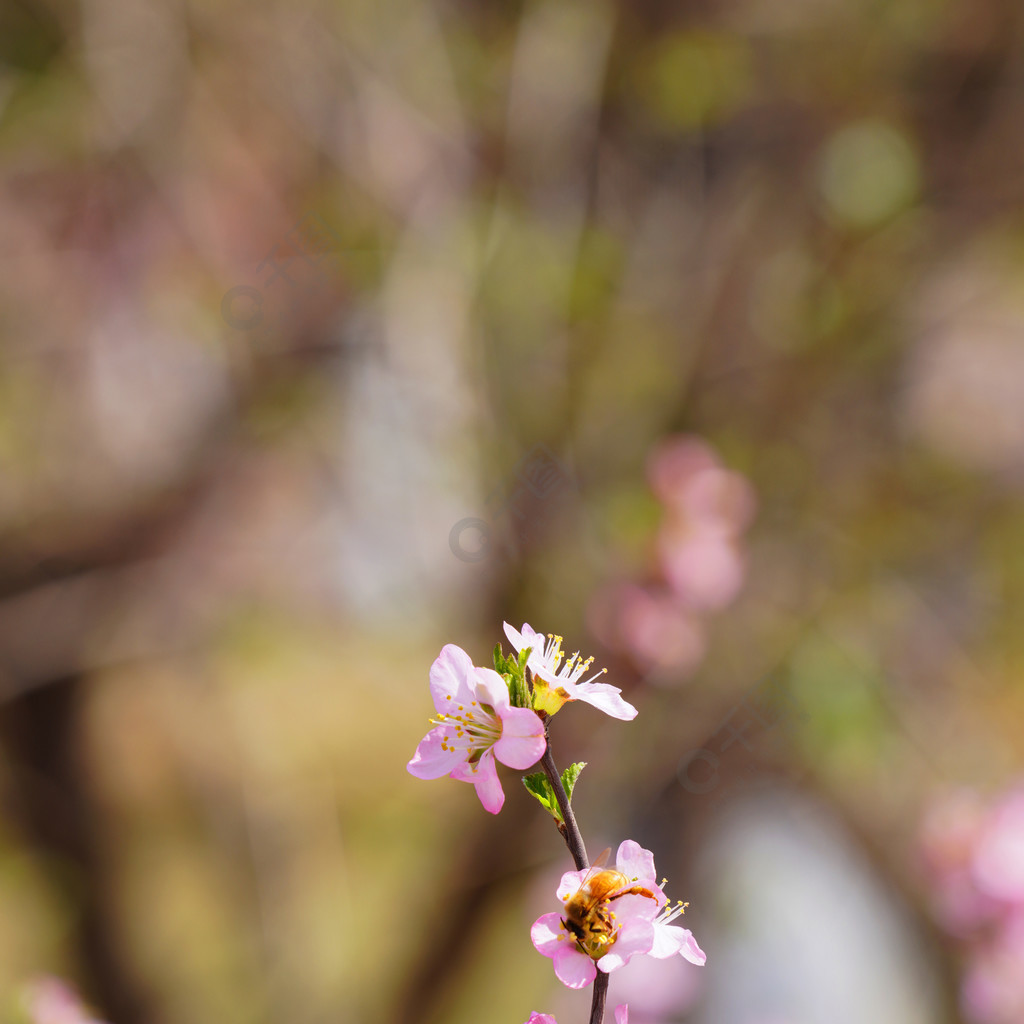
[930,867,1001,936]
[503,622,637,720]
[647,436,719,505]
[919,789,999,934]
[658,527,746,611]
[616,585,707,675]
[589,435,755,682]
[918,785,1024,1023]
[531,840,703,989]
[407,644,545,814]
[524,1014,559,1024]
[961,915,1024,1024]
[22,977,107,1024]
[615,1007,629,1024]
[648,438,755,533]
[972,787,1024,904]
[648,438,754,611]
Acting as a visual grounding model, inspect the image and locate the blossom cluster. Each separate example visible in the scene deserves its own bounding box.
[407,622,704,1023]
[919,785,1024,1024]
[591,435,755,678]
[408,623,636,813]
[531,841,705,989]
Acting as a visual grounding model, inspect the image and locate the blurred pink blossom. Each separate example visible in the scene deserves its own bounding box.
[658,529,746,611]
[612,934,704,1021]
[22,977,107,1024]
[651,438,755,610]
[617,585,707,675]
[961,915,1024,1024]
[647,437,720,505]
[919,786,1024,1024]
[649,440,756,537]
[972,788,1024,903]
[590,435,755,682]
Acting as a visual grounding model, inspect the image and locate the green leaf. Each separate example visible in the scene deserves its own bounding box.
[518,646,533,673]
[499,642,533,708]
[561,762,586,803]
[522,771,561,822]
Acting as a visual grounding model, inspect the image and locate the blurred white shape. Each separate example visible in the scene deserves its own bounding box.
[329,229,483,620]
[903,254,1024,479]
[691,787,943,1024]
[904,321,1024,477]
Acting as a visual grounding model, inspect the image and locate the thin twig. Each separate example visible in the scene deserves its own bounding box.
[539,724,589,870]
[540,724,606,1022]
[589,973,608,1024]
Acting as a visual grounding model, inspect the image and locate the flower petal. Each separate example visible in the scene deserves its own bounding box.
[556,869,590,902]
[553,945,596,989]
[429,644,477,709]
[616,841,657,887]
[648,923,706,964]
[451,750,504,814]
[504,621,544,653]
[571,681,638,721]
[597,916,654,972]
[678,928,706,966]
[472,667,512,711]
[494,707,546,769]
[610,892,660,926]
[406,728,464,780]
[503,621,529,652]
[526,1015,559,1024]
[531,913,570,956]
[614,1006,629,1024]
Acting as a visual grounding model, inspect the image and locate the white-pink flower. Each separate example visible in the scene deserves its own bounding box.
[407,644,546,814]
[531,840,702,989]
[503,622,637,721]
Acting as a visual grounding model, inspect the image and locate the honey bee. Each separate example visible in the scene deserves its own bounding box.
[562,849,658,959]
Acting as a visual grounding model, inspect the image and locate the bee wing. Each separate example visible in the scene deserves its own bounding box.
[571,847,613,898]
[578,848,611,888]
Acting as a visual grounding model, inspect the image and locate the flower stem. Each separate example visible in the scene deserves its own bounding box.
[539,725,589,869]
[589,973,608,1024]
[541,725,604,1022]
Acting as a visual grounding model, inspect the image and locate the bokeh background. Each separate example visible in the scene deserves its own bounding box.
[2,0,1024,1022]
